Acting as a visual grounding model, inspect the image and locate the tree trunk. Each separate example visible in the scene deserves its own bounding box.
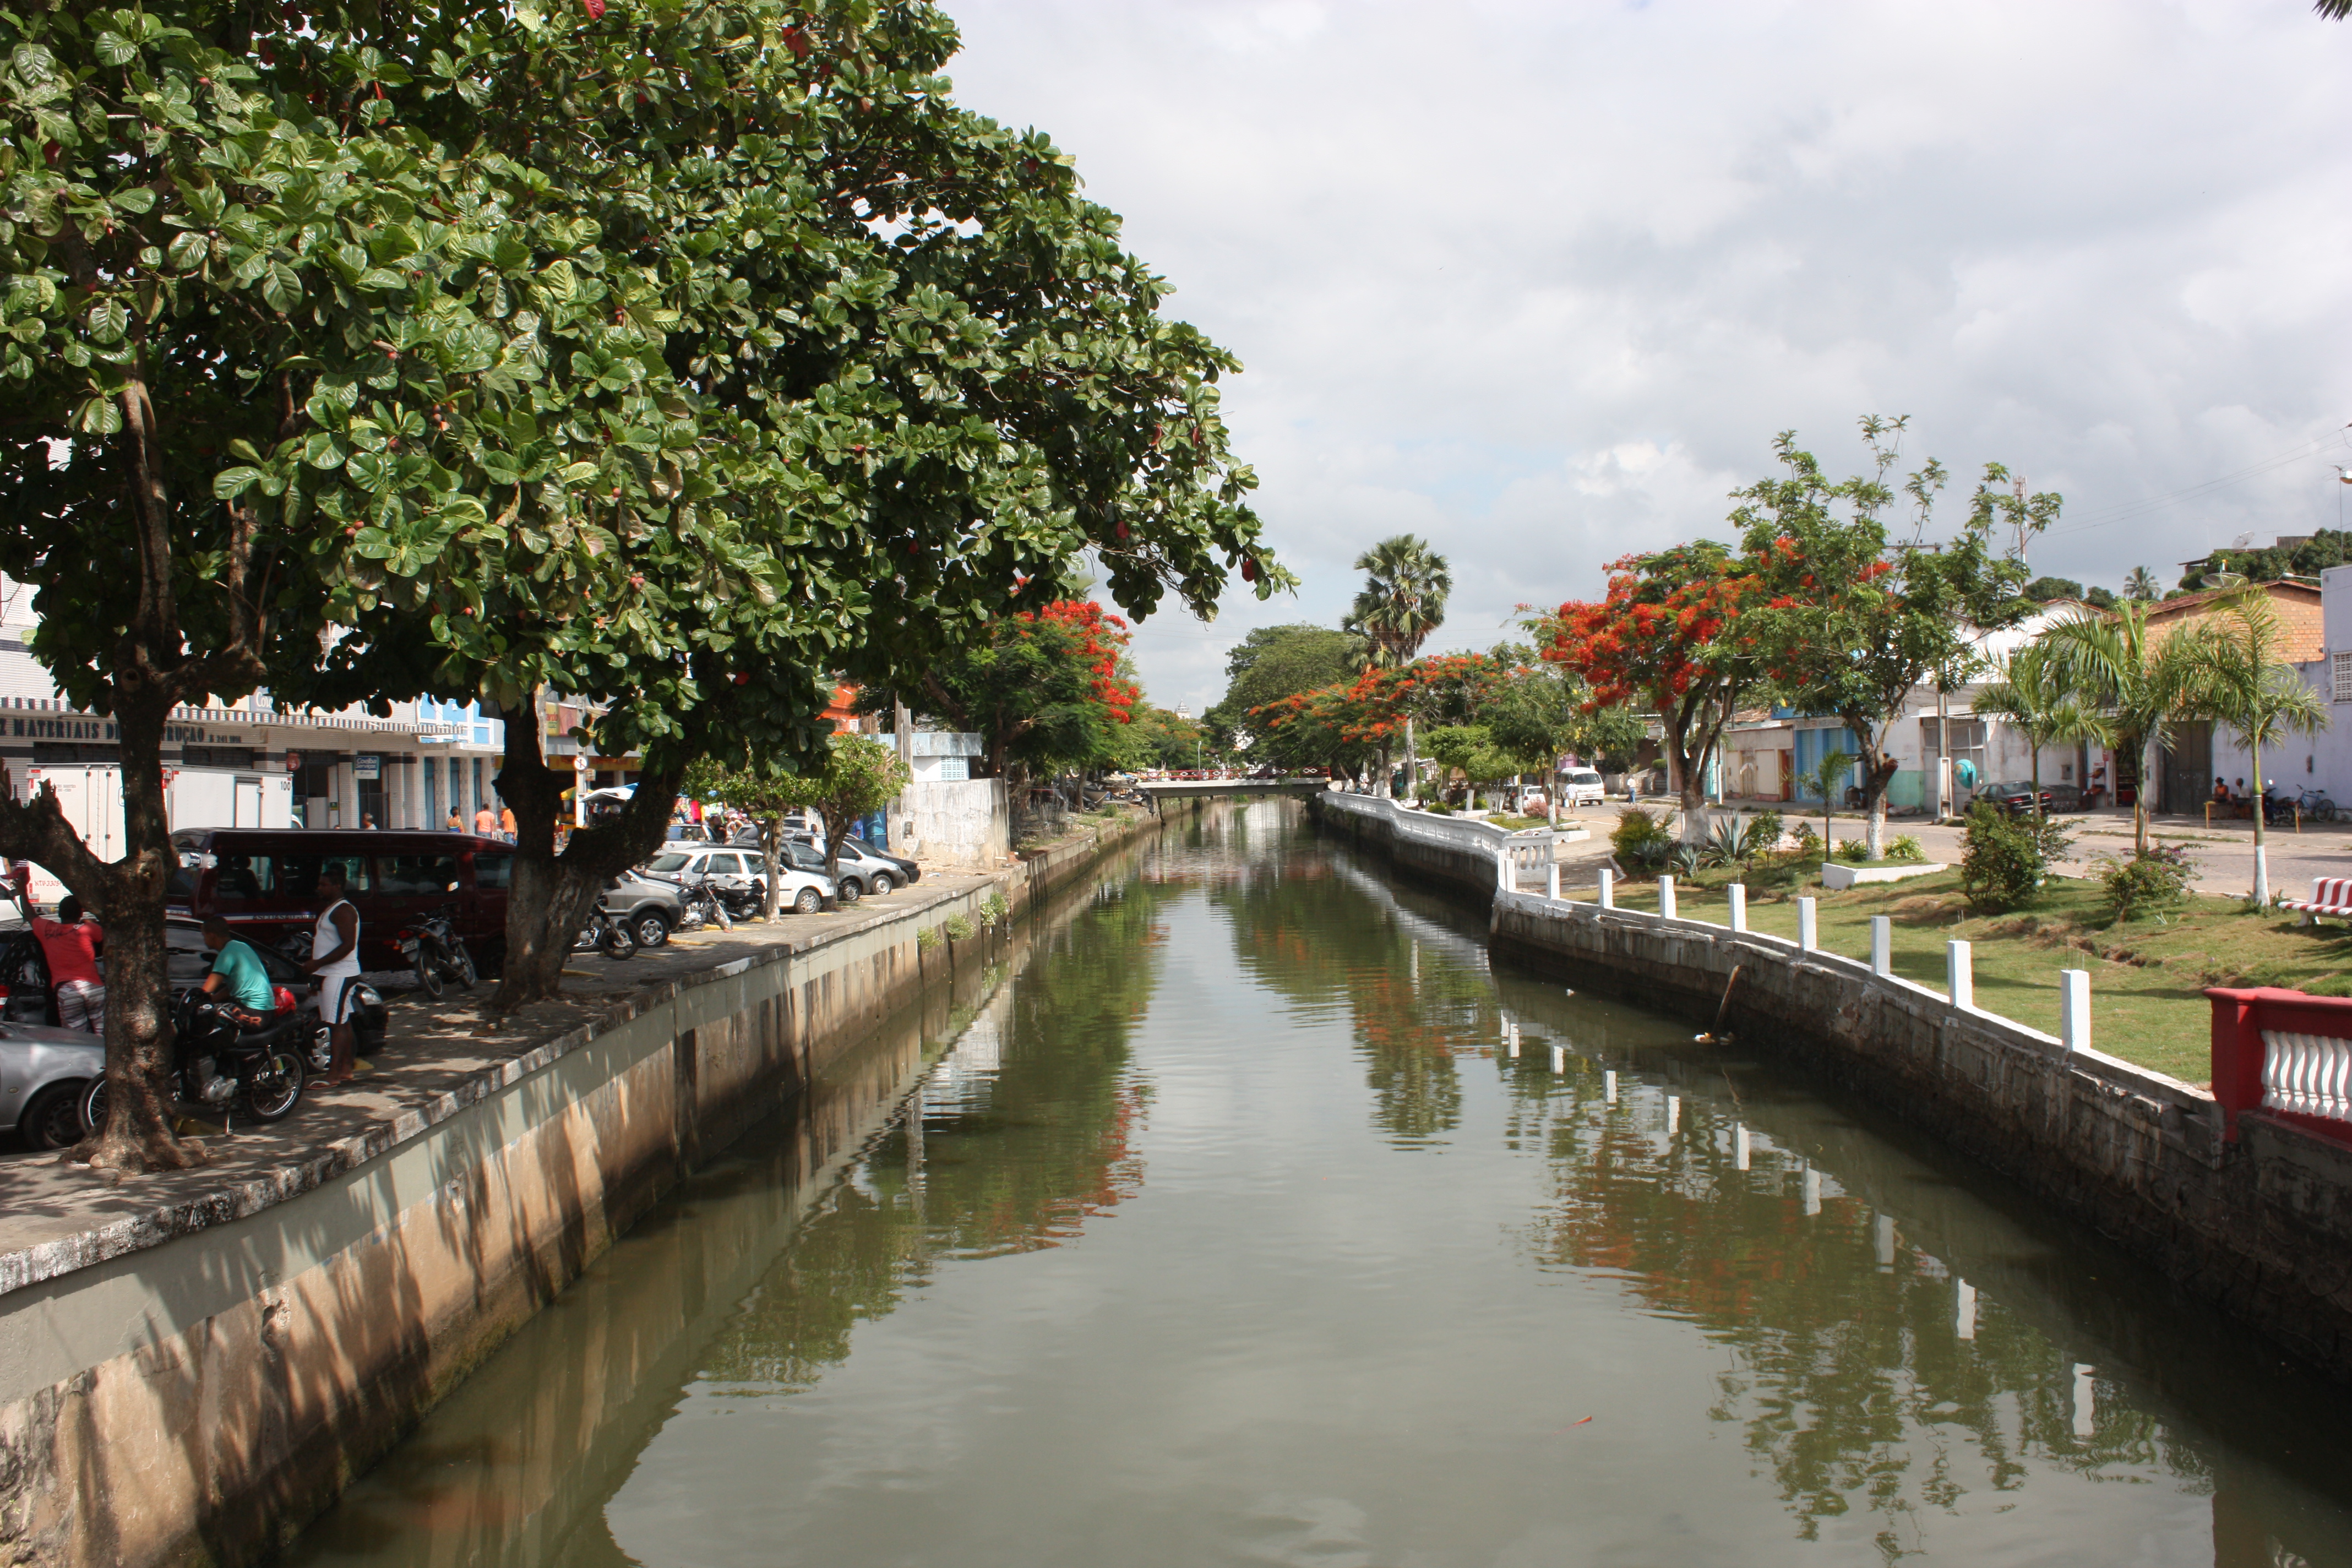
[493,718,685,1009]
[1859,751,1897,859]
[761,812,786,920]
[2250,737,2270,906]
[1402,716,1418,804]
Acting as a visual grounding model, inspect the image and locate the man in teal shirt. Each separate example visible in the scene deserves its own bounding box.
[200,916,277,1028]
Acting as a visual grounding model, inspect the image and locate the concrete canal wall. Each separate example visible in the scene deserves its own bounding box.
[0,806,1174,1568]
[1305,790,1557,900]
[1308,790,2352,1385]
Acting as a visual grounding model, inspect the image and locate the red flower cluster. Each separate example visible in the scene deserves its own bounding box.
[1540,552,1758,712]
[1016,600,1139,724]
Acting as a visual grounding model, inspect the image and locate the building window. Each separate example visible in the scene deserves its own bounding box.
[2332,650,2352,704]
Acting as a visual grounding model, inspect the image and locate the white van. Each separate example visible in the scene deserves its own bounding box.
[1561,767,1606,808]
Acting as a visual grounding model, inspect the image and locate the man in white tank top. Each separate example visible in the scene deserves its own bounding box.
[304,863,363,1084]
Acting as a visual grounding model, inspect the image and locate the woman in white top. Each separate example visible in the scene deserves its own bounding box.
[304,863,363,1084]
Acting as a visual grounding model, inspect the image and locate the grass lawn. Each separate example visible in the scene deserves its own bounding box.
[1572,854,2352,1085]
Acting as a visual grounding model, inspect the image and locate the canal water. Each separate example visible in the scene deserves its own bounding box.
[287,802,2352,1567]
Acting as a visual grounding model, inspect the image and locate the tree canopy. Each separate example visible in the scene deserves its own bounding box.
[1204,623,1363,756]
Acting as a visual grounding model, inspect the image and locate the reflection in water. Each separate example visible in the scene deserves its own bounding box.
[287,803,2352,1568]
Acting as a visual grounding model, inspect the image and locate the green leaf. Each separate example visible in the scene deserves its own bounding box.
[213,466,264,499]
[262,262,302,313]
[166,230,208,271]
[94,32,138,66]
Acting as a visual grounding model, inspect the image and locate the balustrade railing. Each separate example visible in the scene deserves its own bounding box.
[2206,987,2352,1145]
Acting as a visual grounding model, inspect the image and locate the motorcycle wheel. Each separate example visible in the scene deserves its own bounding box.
[712,900,733,931]
[416,948,444,1000]
[241,1048,304,1123]
[454,945,477,990]
[79,1076,109,1136]
[600,922,637,961]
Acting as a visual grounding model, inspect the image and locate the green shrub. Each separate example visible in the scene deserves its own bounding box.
[1789,820,1820,853]
[944,913,976,940]
[1750,810,1784,851]
[1419,800,1455,816]
[916,927,941,951]
[2103,844,2195,921]
[1960,802,2072,913]
[1834,838,1870,864]
[1885,834,1926,863]
[1611,806,1672,868]
[979,892,1011,924]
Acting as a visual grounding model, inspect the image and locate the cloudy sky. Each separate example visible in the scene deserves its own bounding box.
[941,1,2352,716]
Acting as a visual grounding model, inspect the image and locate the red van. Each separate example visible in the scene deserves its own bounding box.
[167,829,513,973]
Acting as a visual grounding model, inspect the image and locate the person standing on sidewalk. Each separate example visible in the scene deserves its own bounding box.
[21,884,104,1036]
[303,864,363,1084]
[474,802,498,837]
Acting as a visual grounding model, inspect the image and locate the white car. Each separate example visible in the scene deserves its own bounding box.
[1560,767,1607,808]
[638,844,835,916]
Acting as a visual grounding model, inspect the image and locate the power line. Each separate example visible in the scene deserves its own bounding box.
[2044,425,2352,537]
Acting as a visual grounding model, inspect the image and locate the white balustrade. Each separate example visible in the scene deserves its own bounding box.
[1659,875,1677,920]
[1797,897,1817,951]
[2259,1030,2352,1121]
[1727,884,1747,933]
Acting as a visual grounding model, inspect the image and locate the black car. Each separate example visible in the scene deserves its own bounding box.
[0,917,388,1060]
[1973,781,2053,816]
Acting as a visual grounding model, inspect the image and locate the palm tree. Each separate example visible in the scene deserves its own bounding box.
[1801,749,1855,860]
[2039,602,2205,858]
[2173,586,2329,906]
[2124,566,2161,603]
[1970,643,2113,818]
[1350,535,1451,797]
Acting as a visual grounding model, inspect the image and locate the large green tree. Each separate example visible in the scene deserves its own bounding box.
[1204,623,1362,760]
[0,0,1283,1163]
[1733,417,2056,857]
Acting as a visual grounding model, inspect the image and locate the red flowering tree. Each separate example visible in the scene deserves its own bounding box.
[1732,419,2052,856]
[910,600,1140,786]
[1538,542,1763,834]
[1255,665,1417,788]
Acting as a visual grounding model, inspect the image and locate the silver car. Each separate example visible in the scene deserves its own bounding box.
[1,1020,104,1151]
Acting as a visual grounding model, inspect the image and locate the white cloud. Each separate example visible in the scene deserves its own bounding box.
[940,0,2352,711]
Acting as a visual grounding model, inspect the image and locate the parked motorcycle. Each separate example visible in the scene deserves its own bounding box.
[575,897,638,960]
[398,903,477,999]
[675,875,733,933]
[304,978,384,1077]
[83,992,305,1135]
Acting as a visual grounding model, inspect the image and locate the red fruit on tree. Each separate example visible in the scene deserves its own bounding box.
[1240,557,1259,584]
[582,0,605,19]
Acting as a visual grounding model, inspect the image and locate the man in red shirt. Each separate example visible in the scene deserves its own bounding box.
[30,893,105,1036]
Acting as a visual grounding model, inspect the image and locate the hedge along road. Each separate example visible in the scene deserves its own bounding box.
[281,799,2352,1568]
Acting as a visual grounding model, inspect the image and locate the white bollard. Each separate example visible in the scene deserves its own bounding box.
[1507,1021,1520,1058]
[2061,969,2092,1053]
[2072,1364,2096,1440]
[1604,1069,1618,1104]
[1550,1043,1566,1074]
[1870,916,1891,977]
[1947,939,1973,1010]
[1547,861,1560,901]
[1727,883,1747,933]
[1734,1124,1750,1170]
[1659,875,1678,921]
[1598,867,1614,910]
[1875,1212,1896,1269]
[1665,1095,1679,1133]
[1798,897,1818,951]
[1956,1280,1977,1340]
[1802,1166,1821,1216]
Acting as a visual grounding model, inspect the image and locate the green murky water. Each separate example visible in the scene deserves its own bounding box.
[286,802,2352,1567]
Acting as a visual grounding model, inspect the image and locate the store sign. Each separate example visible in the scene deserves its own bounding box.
[355,754,382,780]
[285,751,302,771]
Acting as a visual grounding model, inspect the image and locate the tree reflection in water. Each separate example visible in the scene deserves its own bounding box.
[697,875,1174,1395]
[1509,1062,2207,1562]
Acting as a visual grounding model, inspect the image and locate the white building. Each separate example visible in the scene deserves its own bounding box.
[0,580,508,881]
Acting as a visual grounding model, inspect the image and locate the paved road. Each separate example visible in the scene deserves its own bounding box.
[1547,802,2352,902]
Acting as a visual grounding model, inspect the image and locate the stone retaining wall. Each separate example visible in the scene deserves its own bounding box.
[1484,889,2352,1383]
[1308,791,1528,899]
[0,807,1169,1568]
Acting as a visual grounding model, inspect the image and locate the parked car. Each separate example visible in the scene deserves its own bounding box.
[168,829,513,974]
[1560,768,1607,808]
[664,821,715,843]
[598,868,687,948]
[785,835,918,899]
[638,843,835,917]
[0,1019,104,1150]
[1971,781,2052,816]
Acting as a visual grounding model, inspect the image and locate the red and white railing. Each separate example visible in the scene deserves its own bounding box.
[2206,987,2352,1145]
